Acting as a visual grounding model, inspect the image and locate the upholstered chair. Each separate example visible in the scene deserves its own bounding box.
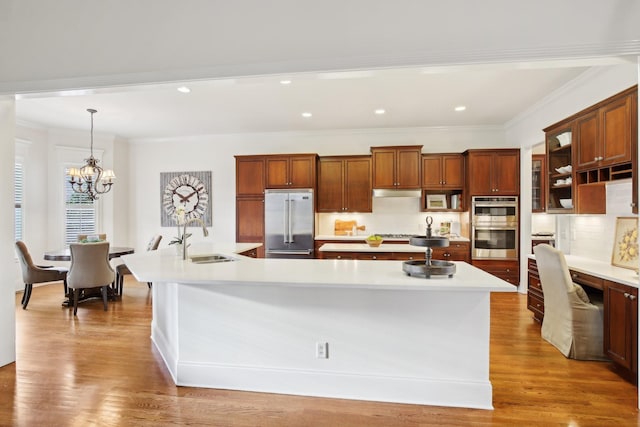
[115,235,162,295]
[15,241,68,310]
[533,243,608,361]
[67,241,115,316]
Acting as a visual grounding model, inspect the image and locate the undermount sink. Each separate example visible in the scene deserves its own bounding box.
[189,254,236,264]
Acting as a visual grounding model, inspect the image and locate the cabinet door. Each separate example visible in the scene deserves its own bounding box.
[265,157,290,188]
[600,95,633,167]
[532,154,545,212]
[344,157,372,212]
[236,197,264,243]
[372,148,396,188]
[421,155,442,188]
[442,155,464,189]
[396,147,421,188]
[236,156,265,196]
[604,281,638,372]
[289,156,316,188]
[467,152,493,195]
[492,151,520,195]
[575,111,599,170]
[317,158,344,212]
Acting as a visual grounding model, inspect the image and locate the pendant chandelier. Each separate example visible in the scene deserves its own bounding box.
[67,108,116,200]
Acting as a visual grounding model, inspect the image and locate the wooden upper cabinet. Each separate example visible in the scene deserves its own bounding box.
[235,156,265,196]
[466,149,520,196]
[371,145,422,189]
[265,154,317,188]
[422,154,464,189]
[317,156,372,213]
[576,91,634,171]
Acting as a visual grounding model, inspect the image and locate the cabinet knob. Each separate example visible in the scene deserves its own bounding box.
[630,295,637,301]
[337,256,341,259]
[372,256,377,260]
[408,256,413,260]
[624,292,630,298]
[631,202,636,208]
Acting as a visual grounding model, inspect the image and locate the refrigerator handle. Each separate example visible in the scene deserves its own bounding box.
[288,199,294,243]
[283,199,289,243]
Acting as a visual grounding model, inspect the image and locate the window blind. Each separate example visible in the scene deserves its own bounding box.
[64,170,96,246]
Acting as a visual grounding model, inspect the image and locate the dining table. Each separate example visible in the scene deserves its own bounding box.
[44,246,134,306]
[44,246,134,261]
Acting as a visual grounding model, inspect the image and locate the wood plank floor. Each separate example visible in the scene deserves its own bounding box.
[1,278,638,426]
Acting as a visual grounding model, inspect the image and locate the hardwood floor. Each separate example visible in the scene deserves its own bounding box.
[2,278,638,426]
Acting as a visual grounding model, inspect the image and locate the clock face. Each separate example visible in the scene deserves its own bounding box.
[162,174,209,221]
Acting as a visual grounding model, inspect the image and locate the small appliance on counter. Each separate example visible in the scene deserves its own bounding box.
[403,216,456,279]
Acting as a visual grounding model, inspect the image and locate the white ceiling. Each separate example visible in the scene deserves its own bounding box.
[16,60,615,140]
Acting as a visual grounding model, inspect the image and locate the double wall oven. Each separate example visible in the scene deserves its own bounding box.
[471,196,518,260]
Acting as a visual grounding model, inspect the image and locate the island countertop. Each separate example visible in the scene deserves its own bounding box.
[122,242,513,292]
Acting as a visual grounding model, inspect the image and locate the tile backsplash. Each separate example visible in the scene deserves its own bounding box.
[554,180,636,263]
[317,197,465,237]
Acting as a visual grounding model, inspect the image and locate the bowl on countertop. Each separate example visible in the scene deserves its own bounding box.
[366,239,383,247]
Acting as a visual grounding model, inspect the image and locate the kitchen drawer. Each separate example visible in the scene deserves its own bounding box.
[472,260,519,286]
[527,290,545,320]
[570,269,604,290]
[320,252,356,260]
[528,272,542,293]
[356,253,394,261]
[392,252,425,261]
[527,258,538,275]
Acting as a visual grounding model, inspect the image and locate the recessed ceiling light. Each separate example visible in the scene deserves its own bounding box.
[374,108,386,115]
[280,79,292,85]
[301,112,312,118]
[454,106,466,112]
[177,86,191,93]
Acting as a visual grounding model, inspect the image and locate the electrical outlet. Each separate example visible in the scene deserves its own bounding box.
[316,342,328,359]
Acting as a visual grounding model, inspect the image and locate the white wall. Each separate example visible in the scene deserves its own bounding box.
[0,99,16,367]
[129,126,507,250]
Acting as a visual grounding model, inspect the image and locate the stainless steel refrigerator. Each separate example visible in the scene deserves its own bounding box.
[264,189,315,258]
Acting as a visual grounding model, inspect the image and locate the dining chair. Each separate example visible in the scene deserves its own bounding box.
[77,233,107,242]
[115,235,162,295]
[15,241,68,310]
[67,241,115,316]
[533,243,608,360]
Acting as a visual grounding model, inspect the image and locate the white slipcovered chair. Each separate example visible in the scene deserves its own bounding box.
[533,243,608,361]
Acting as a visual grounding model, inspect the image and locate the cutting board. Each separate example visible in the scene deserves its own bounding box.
[334,219,366,236]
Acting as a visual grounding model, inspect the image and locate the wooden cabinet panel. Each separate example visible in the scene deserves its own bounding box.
[371,145,422,189]
[422,154,464,189]
[235,156,265,197]
[604,280,638,373]
[317,156,371,213]
[265,157,289,188]
[575,111,599,170]
[317,158,343,212]
[532,154,546,212]
[265,154,316,188]
[465,149,520,196]
[236,197,264,243]
[601,95,633,166]
[344,157,372,212]
[432,242,470,263]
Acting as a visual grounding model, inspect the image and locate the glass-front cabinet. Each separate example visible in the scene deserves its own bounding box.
[545,125,574,212]
[532,154,545,212]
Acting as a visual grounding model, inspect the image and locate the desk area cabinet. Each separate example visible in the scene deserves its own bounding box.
[527,256,638,377]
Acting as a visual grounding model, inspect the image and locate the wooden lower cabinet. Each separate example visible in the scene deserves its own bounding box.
[604,280,638,373]
[238,247,260,258]
[236,197,265,258]
[316,241,470,262]
[527,259,544,322]
[471,260,519,286]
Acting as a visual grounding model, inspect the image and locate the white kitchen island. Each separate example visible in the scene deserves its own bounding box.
[122,243,514,410]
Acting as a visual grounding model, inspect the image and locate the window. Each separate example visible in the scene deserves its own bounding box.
[64,169,96,246]
[15,161,23,241]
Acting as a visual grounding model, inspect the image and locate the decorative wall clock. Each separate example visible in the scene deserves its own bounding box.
[160,171,212,226]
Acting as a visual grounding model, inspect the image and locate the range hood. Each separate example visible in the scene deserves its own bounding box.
[372,189,422,198]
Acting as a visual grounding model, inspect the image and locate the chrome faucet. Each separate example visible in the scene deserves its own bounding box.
[182,217,209,260]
